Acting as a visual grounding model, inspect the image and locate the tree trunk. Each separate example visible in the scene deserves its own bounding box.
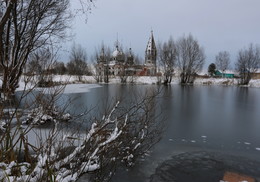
[1,66,22,99]
[240,73,251,85]
[163,73,172,85]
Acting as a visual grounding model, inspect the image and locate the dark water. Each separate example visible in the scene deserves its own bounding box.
[19,84,260,181]
[60,84,260,182]
[149,151,260,182]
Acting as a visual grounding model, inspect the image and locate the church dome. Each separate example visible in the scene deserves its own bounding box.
[112,49,120,57]
[112,46,123,58]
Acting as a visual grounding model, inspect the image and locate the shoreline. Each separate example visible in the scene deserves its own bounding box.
[51,75,260,88]
[1,75,260,95]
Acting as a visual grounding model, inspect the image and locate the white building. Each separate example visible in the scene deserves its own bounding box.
[144,31,157,76]
[96,31,158,77]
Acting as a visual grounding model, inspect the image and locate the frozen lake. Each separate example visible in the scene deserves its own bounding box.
[59,84,260,182]
[18,84,260,181]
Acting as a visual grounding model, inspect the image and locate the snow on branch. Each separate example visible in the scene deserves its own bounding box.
[0,101,128,182]
[0,89,163,182]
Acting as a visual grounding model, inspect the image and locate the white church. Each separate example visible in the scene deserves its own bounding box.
[96,31,158,77]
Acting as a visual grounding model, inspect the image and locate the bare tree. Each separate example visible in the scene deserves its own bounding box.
[118,66,128,83]
[158,37,177,85]
[27,47,58,87]
[123,48,138,83]
[52,61,67,75]
[176,34,205,84]
[116,47,135,84]
[0,0,73,98]
[236,44,260,85]
[67,43,89,81]
[94,43,111,83]
[215,51,230,76]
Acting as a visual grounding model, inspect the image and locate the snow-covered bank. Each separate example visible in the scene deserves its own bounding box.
[247,79,260,88]
[194,78,239,86]
[194,78,260,88]
[135,76,260,88]
[67,75,260,88]
[82,75,260,88]
[1,75,260,95]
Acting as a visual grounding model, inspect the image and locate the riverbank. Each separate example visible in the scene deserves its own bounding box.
[10,75,260,89]
[52,75,260,88]
[49,75,260,87]
[1,75,260,98]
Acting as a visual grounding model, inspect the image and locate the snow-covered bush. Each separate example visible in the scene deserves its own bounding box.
[23,106,71,125]
[0,92,163,182]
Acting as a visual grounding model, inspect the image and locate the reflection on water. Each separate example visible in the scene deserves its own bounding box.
[95,85,260,182]
[17,84,260,182]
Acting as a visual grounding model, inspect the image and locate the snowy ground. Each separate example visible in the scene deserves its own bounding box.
[1,75,260,96]
[53,75,260,88]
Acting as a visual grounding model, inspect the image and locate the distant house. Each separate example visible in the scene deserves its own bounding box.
[215,70,234,78]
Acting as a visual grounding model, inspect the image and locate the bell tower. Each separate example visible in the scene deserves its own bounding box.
[145,30,157,75]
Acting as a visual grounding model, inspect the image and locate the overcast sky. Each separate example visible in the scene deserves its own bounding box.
[64,0,260,67]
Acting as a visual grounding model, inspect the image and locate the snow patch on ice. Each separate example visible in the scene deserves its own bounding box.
[23,106,71,125]
[63,84,101,94]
